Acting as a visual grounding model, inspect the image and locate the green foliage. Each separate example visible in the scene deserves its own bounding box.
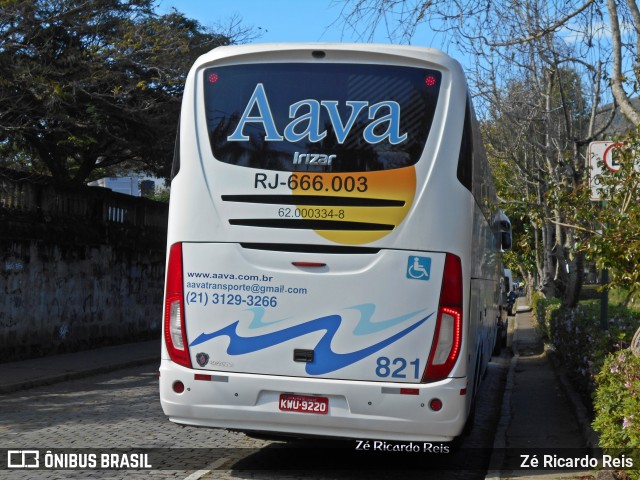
[145,187,170,203]
[0,0,233,183]
[534,297,640,405]
[609,288,640,312]
[482,121,538,276]
[535,297,640,477]
[532,292,561,340]
[593,350,640,478]
[555,303,638,401]
[481,66,593,303]
[569,126,640,304]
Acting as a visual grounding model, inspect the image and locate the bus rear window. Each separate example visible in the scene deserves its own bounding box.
[204,63,441,172]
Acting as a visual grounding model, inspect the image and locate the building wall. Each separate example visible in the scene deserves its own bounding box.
[0,169,168,361]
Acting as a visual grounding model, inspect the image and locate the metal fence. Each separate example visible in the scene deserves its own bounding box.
[0,168,168,229]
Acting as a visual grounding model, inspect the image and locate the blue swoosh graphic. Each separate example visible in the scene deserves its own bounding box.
[189,311,433,375]
[244,304,427,335]
[348,304,429,335]
[245,307,288,329]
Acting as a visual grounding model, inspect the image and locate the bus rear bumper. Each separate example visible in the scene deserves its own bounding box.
[159,360,470,442]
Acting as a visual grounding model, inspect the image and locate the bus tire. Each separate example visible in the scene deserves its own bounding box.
[492,330,501,356]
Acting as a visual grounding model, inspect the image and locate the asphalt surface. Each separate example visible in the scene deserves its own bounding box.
[0,304,602,479]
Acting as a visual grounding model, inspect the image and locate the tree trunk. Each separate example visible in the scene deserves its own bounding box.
[632,327,640,357]
[606,0,640,125]
[541,214,557,298]
[562,252,584,308]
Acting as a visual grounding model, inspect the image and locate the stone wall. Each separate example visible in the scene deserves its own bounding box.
[0,169,168,361]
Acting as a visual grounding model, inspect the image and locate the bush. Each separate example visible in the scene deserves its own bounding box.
[534,298,640,408]
[592,349,640,478]
[535,297,640,477]
[554,303,638,401]
[532,293,561,340]
[609,288,640,313]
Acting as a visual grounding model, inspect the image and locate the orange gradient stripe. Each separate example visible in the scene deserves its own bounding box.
[292,166,417,245]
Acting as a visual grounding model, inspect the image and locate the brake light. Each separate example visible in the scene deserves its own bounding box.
[164,243,192,368]
[292,261,327,268]
[423,253,463,382]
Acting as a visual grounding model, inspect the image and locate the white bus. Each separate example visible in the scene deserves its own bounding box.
[160,43,511,443]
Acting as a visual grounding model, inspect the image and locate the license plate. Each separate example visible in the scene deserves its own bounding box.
[279,393,329,414]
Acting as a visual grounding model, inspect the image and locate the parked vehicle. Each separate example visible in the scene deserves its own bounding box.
[160,43,512,443]
[503,269,516,316]
[506,289,517,316]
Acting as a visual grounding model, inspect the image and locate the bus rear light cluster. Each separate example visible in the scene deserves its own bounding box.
[168,300,184,348]
[423,254,463,383]
[431,307,461,364]
[164,243,192,369]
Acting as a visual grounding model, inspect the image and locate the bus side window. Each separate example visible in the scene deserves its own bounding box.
[457,98,473,191]
[171,116,181,180]
[497,213,512,251]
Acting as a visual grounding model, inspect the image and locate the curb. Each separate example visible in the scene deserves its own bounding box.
[484,309,519,480]
[0,356,159,394]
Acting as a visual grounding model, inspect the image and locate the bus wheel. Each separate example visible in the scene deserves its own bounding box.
[492,331,502,356]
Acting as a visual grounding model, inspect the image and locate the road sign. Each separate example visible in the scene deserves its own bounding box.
[588,141,622,200]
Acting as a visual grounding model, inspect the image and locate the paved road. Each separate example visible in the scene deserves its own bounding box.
[0,352,509,480]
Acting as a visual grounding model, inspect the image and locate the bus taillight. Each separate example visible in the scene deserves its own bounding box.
[425,75,438,87]
[423,253,463,382]
[164,242,192,368]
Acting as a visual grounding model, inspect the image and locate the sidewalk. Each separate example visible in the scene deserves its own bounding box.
[488,303,599,480]
[0,340,159,394]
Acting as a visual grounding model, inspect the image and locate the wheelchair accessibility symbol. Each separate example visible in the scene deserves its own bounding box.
[406,256,431,281]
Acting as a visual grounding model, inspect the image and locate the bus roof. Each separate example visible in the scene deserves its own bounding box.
[191,42,463,73]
